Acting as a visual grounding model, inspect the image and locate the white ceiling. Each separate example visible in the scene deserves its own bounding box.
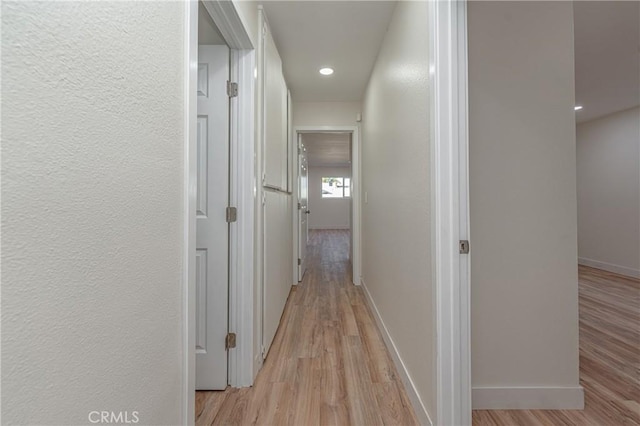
[302,133,351,167]
[260,1,396,102]
[574,1,640,123]
[260,1,638,119]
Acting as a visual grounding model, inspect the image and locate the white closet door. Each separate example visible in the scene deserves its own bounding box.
[263,27,288,190]
[263,191,292,356]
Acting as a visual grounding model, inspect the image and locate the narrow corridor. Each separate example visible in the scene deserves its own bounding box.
[196,230,420,425]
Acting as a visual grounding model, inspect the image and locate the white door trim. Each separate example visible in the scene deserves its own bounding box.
[184,2,256,423]
[429,0,471,425]
[201,1,253,49]
[227,47,255,388]
[183,2,198,423]
[292,126,361,286]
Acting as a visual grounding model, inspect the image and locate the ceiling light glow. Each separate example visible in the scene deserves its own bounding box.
[574,105,583,111]
[319,67,334,76]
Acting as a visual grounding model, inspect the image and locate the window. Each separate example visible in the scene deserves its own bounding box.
[321,177,351,198]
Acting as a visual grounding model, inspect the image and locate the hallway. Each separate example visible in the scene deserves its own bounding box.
[196,230,419,426]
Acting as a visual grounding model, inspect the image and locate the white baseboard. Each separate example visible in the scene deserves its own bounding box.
[578,257,640,278]
[253,353,263,381]
[309,226,351,230]
[472,386,584,410]
[360,279,434,426]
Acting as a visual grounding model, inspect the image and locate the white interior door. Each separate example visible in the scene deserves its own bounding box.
[196,44,230,390]
[298,137,309,281]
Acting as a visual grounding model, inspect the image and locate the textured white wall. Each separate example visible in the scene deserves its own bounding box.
[361,1,436,420]
[2,2,185,424]
[293,101,361,127]
[308,166,352,230]
[577,107,640,277]
[468,0,581,404]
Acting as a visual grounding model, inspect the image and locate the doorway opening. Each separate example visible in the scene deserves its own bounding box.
[292,127,361,286]
[195,1,231,391]
[185,1,255,423]
[297,132,353,282]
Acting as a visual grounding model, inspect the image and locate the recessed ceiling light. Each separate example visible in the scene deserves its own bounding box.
[319,67,334,76]
[574,105,583,111]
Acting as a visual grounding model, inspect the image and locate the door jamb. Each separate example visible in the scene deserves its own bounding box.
[184,2,255,424]
[429,0,471,424]
[183,2,198,423]
[227,46,256,389]
[292,126,361,286]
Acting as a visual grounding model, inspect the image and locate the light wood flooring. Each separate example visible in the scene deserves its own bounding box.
[197,233,639,426]
[473,266,640,425]
[195,229,420,426]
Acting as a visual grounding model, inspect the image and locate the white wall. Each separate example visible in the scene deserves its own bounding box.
[577,107,640,277]
[2,2,185,424]
[308,166,352,230]
[468,1,582,408]
[293,101,361,127]
[361,1,436,422]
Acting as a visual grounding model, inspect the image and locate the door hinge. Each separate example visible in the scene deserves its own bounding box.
[227,81,238,97]
[298,258,301,266]
[298,202,302,210]
[225,333,236,350]
[226,206,237,223]
[459,240,470,254]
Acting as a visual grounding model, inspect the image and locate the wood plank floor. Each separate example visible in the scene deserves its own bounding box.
[196,229,420,426]
[473,266,640,426]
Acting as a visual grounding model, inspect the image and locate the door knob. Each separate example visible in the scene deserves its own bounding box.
[305,210,310,214]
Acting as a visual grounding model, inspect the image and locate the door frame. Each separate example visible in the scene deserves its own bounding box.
[292,126,361,286]
[184,1,255,424]
[429,0,471,424]
[295,132,308,282]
